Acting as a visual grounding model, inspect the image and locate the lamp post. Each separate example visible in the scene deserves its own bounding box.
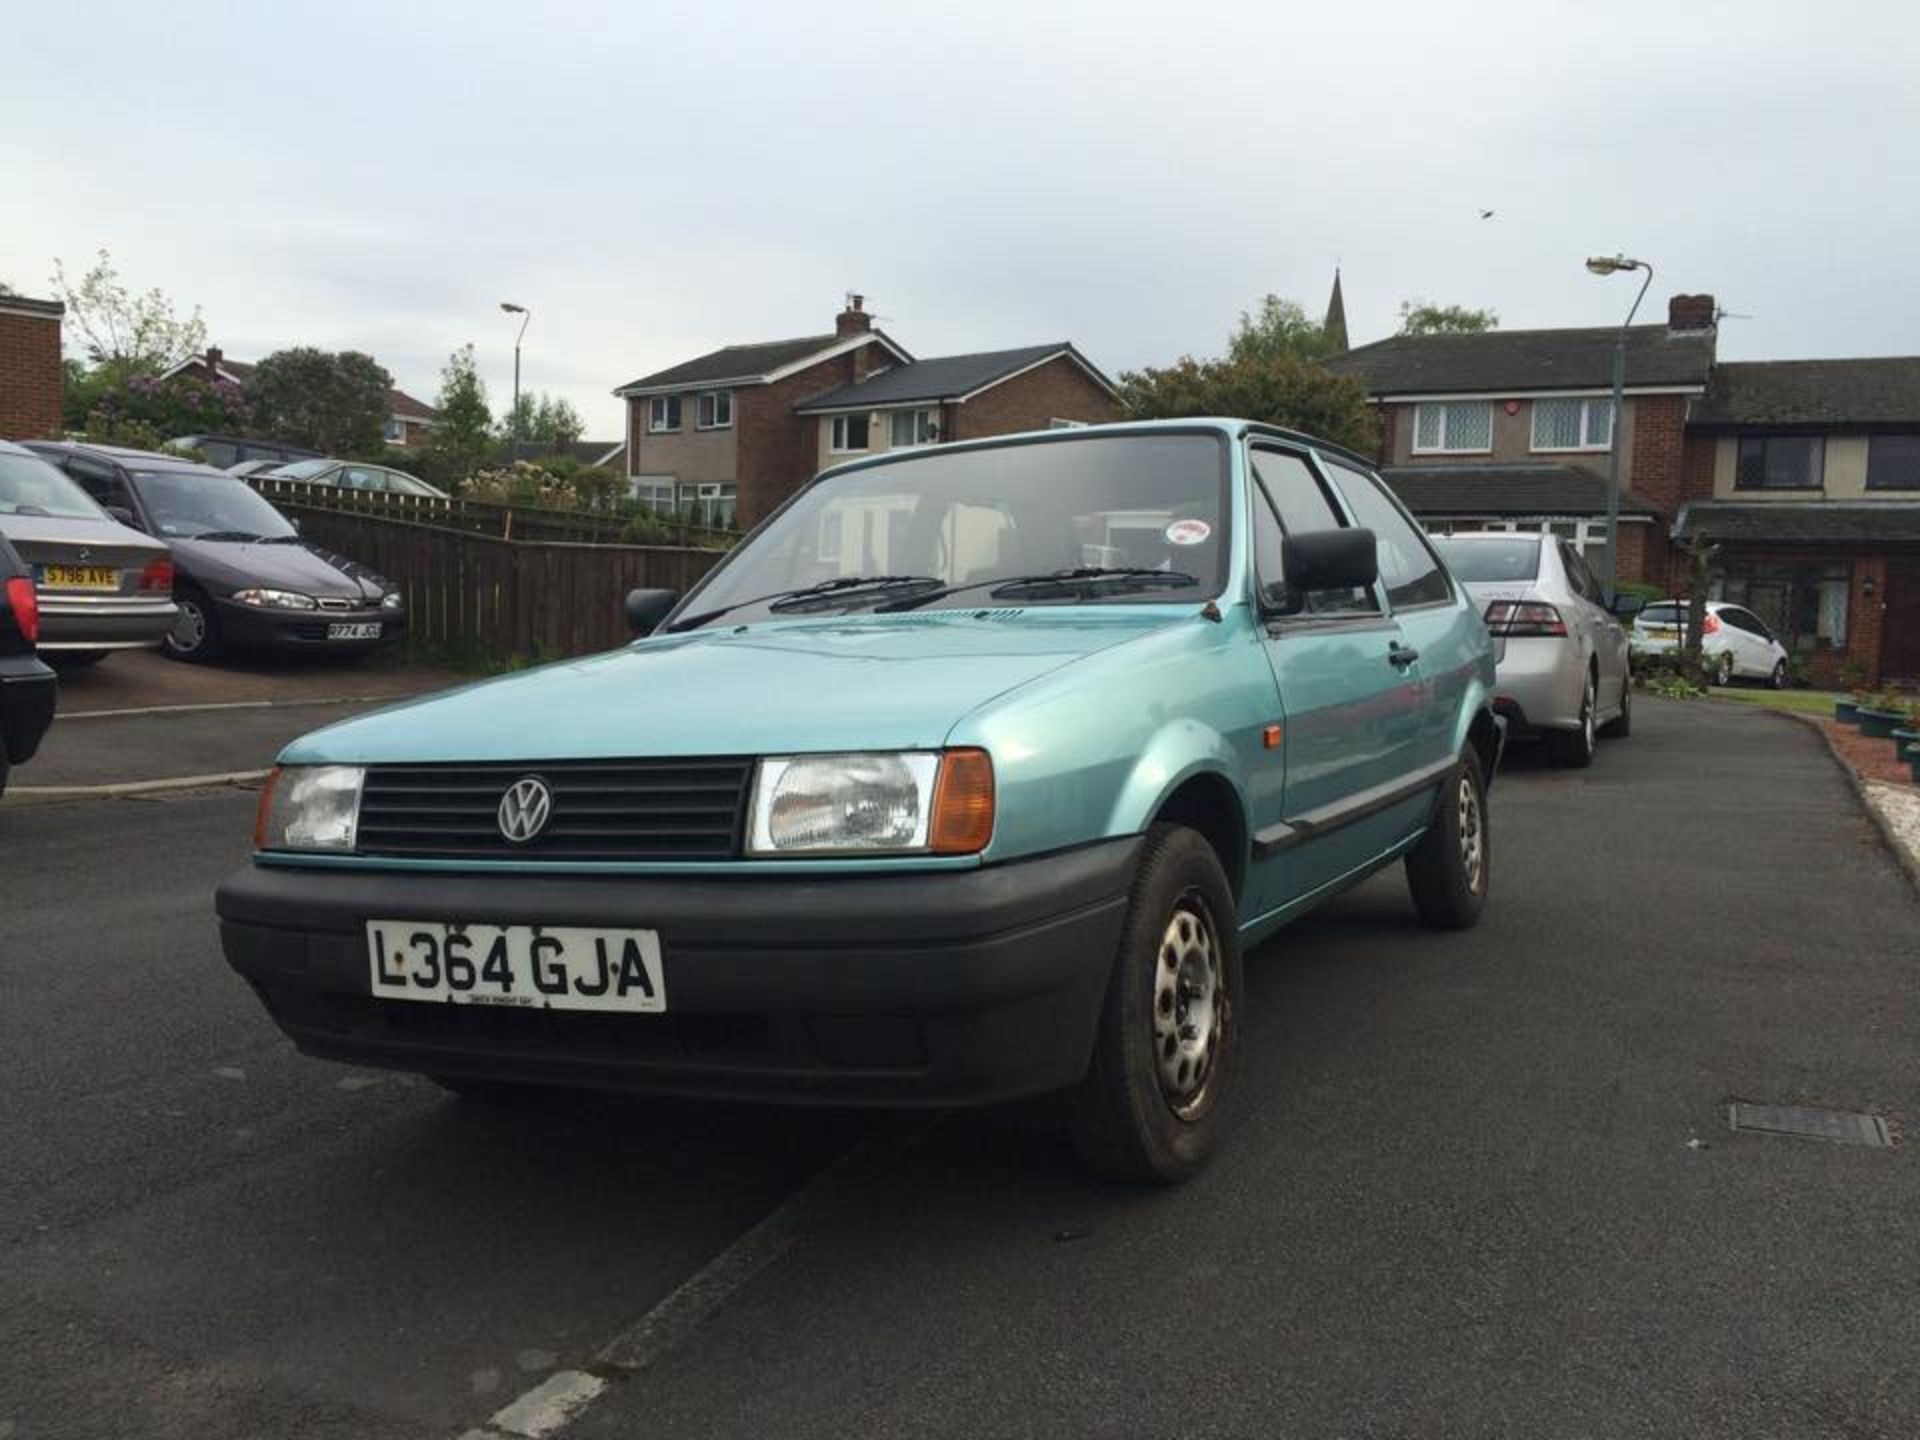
[1583,255,1653,605]
[500,302,530,449]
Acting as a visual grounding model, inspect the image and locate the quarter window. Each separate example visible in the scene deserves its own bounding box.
[1411,401,1493,454]
[697,391,732,429]
[1322,458,1453,609]
[1735,436,1823,490]
[1866,436,1920,491]
[648,396,682,433]
[888,409,936,448]
[831,414,870,452]
[1531,397,1613,451]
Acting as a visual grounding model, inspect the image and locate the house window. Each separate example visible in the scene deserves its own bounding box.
[888,409,936,448]
[632,476,676,512]
[1530,397,1613,451]
[697,391,732,430]
[676,482,736,528]
[1735,435,1824,490]
[1411,401,1493,454]
[830,414,870,452]
[1866,435,1920,491]
[1715,562,1850,651]
[383,416,403,443]
[648,396,682,433]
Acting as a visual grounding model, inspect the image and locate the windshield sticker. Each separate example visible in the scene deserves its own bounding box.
[1164,518,1212,547]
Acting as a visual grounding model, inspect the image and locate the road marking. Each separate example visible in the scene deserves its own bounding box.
[448,1118,930,1439]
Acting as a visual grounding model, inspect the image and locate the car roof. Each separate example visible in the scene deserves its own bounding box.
[0,438,33,457]
[32,440,234,477]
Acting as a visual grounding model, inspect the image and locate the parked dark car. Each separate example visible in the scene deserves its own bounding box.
[169,434,322,470]
[23,442,408,663]
[0,439,177,663]
[0,531,58,799]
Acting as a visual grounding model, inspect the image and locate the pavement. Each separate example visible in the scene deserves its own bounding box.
[2,699,1917,1439]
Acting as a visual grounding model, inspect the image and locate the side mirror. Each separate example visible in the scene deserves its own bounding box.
[1609,593,1645,620]
[105,505,140,529]
[624,587,679,637]
[1276,527,1378,606]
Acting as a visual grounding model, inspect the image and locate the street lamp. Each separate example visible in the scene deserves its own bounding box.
[1584,254,1653,605]
[500,302,530,448]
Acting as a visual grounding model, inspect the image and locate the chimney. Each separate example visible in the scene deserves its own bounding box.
[205,344,224,372]
[1667,294,1716,332]
[836,293,871,339]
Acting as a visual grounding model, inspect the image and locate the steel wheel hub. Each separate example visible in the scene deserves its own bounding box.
[1458,775,1484,894]
[1153,893,1225,1117]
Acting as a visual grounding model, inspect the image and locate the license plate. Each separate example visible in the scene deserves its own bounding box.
[328,622,382,640]
[366,922,665,1011]
[42,565,119,590]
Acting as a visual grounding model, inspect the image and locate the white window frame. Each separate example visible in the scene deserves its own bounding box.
[648,395,682,433]
[1411,400,1494,455]
[1529,395,1614,453]
[888,408,936,448]
[830,413,871,453]
[696,391,732,430]
[382,416,403,443]
[631,475,677,512]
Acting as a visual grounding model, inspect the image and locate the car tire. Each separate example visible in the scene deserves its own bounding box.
[1551,668,1598,768]
[1405,748,1490,931]
[1599,667,1632,739]
[1714,652,1734,687]
[163,587,223,663]
[1067,823,1242,1185]
[1770,659,1788,690]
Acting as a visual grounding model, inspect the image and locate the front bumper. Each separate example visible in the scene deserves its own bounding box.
[1,652,58,764]
[215,837,1138,1106]
[37,595,176,651]
[1492,636,1586,733]
[215,599,407,652]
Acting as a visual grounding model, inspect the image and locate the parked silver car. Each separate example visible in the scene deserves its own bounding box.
[1430,532,1631,767]
[262,458,446,499]
[0,440,177,661]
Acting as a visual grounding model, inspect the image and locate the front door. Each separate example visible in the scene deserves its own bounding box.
[1884,561,1920,683]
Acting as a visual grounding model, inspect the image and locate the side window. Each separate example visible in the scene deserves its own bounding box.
[1249,448,1377,614]
[1321,457,1452,609]
[1722,608,1761,636]
[1559,542,1600,604]
[65,457,136,514]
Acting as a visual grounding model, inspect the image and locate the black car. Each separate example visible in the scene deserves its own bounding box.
[0,531,58,798]
[24,443,408,662]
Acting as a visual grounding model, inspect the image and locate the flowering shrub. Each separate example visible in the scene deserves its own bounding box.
[88,372,252,440]
[462,461,626,513]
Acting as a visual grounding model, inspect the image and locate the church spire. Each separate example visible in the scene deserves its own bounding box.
[1323,268,1349,352]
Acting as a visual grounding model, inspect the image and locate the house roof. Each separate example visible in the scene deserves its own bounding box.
[615,331,914,394]
[1689,358,1920,429]
[1383,462,1661,518]
[793,343,1118,413]
[1325,324,1716,396]
[0,295,64,320]
[162,351,439,422]
[1673,501,1920,545]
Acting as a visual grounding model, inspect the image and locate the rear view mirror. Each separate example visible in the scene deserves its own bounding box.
[1278,528,1378,604]
[1609,593,1646,620]
[624,588,679,637]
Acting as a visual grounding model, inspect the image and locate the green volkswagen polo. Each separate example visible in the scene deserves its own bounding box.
[217,420,1501,1182]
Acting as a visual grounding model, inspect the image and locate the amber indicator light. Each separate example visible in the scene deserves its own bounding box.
[930,749,995,854]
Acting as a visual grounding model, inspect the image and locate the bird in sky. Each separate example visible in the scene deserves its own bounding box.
[1478,209,1496,220]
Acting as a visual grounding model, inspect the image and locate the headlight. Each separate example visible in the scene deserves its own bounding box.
[748,749,994,856]
[255,765,364,851]
[380,591,405,610]
[232,588,317,610]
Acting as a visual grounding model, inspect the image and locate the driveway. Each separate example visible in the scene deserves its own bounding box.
[2,699,1915,1439]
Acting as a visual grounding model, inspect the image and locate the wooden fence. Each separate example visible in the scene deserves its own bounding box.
[248,475,740,550]
[278,502,726,660]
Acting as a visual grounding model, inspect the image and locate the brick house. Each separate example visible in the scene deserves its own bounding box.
[1323,295,1720,587]
[613,297,1122,529]
[163,346,441,448]
[0,294,65,440]
[1674,359,1920,686]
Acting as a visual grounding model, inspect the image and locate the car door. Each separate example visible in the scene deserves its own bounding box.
[1558,541,1626,702]
[1723,607,1777,676]
[1246,445,1424,913]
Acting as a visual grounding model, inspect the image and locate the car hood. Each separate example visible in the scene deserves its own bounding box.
[284,608,1187,764]
[170,536,391,600]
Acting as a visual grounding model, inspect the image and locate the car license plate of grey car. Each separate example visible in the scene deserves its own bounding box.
[328,622,382,641]
[365,922,666,1011]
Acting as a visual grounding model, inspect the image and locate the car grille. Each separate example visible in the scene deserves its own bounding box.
[356,759,752,861]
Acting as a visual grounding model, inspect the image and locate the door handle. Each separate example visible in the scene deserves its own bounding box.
[1389,642,1420,668]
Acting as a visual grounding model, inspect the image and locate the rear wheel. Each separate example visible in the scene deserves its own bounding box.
[1405,749,1490,929]
[163,588,223,663]
[1068,824,1242,1185]
[1551,668,1598,768]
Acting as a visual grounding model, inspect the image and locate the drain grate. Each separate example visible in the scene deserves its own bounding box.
[1727,1102,1893,1148]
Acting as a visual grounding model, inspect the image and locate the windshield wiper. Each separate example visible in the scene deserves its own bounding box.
[876,567,1199,612]
[191,530,266,543]
[667,574,943,632]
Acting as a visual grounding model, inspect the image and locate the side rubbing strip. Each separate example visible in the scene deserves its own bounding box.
[1250,757,1456,861]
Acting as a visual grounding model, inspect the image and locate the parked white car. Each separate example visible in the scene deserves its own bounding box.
[1632,600,1790,687]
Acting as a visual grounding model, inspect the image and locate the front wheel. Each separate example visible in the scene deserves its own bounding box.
[1599,667,1632,739]
[1770,659,1788,690]
[1550,669,1598,768]
[1404,749,1490,930]
[163,589,223,663]
[1713,652,1734,687]
[1068,824,1242,1185]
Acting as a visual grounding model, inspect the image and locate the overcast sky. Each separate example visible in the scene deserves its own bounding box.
[7,0,1916,436]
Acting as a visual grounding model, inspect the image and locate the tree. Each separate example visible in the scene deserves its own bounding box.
[1118,353,1376,454]
[424,344,494,492]
[1228,296,1336,365]
[82,371,251,441]
[51,249,207,379]
[246,348,393,455]
[1397,300,1499,336]
[500,391,587,447]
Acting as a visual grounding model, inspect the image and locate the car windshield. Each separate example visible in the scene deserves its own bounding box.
[1430,535,1541,582]
[1639,603,1685,625]
[675,433,1228,627]
[131,469,299,540]
[0,452,109,520]
[268,459,333,479]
